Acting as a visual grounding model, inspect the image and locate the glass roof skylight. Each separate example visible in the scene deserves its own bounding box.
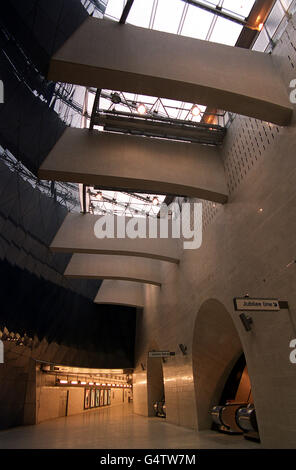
[88,90,207,124]
[88,187,166,218]
[105,0,256,44]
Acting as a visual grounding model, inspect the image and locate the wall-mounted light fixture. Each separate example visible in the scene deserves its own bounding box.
[178,344,188,355]
[239,313,253,332]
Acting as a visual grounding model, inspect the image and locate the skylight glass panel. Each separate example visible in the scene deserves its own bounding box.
[105,0,256,46]
[127,0,155,28]
[264,2,284,37]
[160,98,183,119]
[152,0,185,34]
[209,17,243,46]
[281,0,294,8]
[222,0,255,18]
[181,5,214,40]
[105,0,125,19]
[97,89,210,123]
[88,188,166,217]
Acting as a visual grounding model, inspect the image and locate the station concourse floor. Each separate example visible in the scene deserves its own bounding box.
[0,404,260,449]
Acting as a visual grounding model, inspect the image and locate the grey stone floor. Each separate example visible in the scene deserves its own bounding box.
[0,404,260,449]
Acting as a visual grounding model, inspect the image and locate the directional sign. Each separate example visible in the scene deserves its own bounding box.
[148,351,175,358]
[233,298,280,311]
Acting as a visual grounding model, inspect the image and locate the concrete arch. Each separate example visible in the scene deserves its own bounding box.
[50,213,180,263]
[65,253,163,286]
[49,17,292,125]
[39,128,228,204]
[192,298,245,430]
[94,280,145,308]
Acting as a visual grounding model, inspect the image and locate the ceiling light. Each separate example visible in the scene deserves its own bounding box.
[89,382,94,385]
[152,196,159,206]
[111,92,121,104]
[137,103,147,115]
[71,380,78,385]
[80,381,86,385]
[59,380,68,384]
[191,105,200,117]
[96,382,101,386]
[258,208,263,213]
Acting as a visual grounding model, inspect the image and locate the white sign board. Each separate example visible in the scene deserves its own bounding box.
[148,351,175,358]
[234,298,280,311]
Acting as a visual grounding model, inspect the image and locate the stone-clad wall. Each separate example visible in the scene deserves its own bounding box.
[133,14,296,448]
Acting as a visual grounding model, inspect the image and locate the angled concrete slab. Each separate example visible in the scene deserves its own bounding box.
[65,253,163,286]
[51,213,180,263]
[94,280,145,308]
[39,128,228,204]
[49,17,292,125]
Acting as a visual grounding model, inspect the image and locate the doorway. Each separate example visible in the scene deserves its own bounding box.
[147,355,165,417]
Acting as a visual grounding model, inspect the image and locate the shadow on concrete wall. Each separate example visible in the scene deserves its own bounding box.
[192,298,244,430]
[147,344,165,417]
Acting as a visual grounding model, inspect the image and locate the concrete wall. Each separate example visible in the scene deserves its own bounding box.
[0,342,33,429]
[133,14,296,448]
[36,369,126,423]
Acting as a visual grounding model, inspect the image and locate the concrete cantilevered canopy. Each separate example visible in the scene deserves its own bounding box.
[51,213,180,263]
[48,17,292,126]
[39,128,228,203]
[65,253,164,286]
[94,280,146,308]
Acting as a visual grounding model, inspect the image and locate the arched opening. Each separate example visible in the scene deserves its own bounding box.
[146,354,165,417]
[192,298,259,441]
[219,354,252,406]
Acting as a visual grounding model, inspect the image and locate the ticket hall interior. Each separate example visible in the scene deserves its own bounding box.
[0,0,296,449]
